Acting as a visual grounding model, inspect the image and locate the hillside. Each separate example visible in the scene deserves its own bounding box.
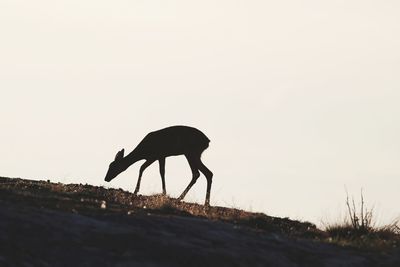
[0,176,398,266]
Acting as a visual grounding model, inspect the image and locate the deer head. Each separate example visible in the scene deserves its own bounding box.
[104,149,125,182]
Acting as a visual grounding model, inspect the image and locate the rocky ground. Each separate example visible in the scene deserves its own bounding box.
[0,176,398,266]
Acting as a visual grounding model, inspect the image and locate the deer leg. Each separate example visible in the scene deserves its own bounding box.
[133,159,154,195]
[159,157,166,195]
[178,155,200,201]
[198,159,213,207]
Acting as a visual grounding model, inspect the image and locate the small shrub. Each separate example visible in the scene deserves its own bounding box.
[345,189,374,235]
[325,189,400,250]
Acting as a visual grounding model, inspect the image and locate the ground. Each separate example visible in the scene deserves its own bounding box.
[0,177,398,266]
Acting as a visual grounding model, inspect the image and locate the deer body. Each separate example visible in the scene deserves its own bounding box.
[104,126,213,206]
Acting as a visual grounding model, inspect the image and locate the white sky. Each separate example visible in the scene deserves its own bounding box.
[1,0,399,225]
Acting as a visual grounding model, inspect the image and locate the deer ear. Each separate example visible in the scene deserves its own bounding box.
[114,151,119,161]
[114,149,125,161]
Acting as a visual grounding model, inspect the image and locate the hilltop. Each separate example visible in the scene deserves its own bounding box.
[0,176,398,266]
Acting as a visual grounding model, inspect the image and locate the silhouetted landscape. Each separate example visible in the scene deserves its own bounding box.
[2,0,399,266]
[1,176,399,266]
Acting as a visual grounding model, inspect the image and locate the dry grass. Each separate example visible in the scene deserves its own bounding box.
[324,190,400,251]
[0,177,323,240]
[1,177,399,251]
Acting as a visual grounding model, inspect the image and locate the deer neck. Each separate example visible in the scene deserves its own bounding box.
[120,150,143,169]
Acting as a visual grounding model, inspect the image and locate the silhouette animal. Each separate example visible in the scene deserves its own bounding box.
[104,126,213,206]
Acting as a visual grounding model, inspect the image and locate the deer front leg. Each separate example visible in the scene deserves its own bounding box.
[133,160,154,195]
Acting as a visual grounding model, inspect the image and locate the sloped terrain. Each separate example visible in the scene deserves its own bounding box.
[0,177,398,266]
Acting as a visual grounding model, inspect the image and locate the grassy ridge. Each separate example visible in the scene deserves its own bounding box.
[0,176,322,239]
[0,176,398,251]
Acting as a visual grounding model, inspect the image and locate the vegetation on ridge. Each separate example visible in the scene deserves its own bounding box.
[324,190,399,251]
[0,176,398,251]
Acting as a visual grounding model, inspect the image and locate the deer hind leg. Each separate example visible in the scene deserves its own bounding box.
[178,154,200,201]
[198,159,213,207]
[159,157,166,195]
[133,159,154,195]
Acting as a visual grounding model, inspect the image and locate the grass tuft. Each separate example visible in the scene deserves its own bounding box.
[324,190,400,250]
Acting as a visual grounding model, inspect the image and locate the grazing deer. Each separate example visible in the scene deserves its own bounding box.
[104,126,213,206]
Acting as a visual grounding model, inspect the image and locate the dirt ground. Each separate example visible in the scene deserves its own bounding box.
[0,177,398,266]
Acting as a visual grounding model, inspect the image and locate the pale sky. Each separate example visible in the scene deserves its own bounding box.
[1,0,399,225]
